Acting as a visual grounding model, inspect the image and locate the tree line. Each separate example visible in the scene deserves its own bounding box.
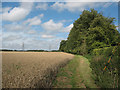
[59,9,120,55]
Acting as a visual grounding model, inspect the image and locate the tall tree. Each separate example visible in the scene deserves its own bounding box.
[59,9,120,55]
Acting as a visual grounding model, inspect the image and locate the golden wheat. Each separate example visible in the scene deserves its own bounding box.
[2,52,74,88]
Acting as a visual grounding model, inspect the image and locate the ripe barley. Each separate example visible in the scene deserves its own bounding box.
[2,52,74,88]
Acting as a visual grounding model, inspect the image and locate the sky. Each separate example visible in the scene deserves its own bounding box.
[0,1,119,50]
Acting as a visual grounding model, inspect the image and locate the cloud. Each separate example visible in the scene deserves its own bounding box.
[2,32,24,42]
[41,34,55,38]
[4,23,30,31]
[36,3,48,10]
[40,13,44,18]
[23,14,43,25]
[41,19,73,34]
[42,19,63,31]
[2,2,33,22]
[63,24,73,32]
[3,22,38,37]
[51,2,65,12]
[2,31,37,50]
[51,2,112,12]
[4,24,24,31]
[3,35,22,41]
[27,30,37,34]
[2,20,72,50]
[0,4,2,13]
[2,31,63,50]
[103,2,113,8]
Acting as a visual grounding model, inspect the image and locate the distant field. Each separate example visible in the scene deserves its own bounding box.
[2,52,74,88]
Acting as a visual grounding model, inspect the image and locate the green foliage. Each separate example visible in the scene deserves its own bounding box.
[59,9,120,55]
[51,50,60,52]
[90,46,119,88]
[59,40,67,52]
[92,46,114,55]
[59,9,120,88]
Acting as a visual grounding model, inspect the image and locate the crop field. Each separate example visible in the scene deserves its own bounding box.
[2,52,74,88]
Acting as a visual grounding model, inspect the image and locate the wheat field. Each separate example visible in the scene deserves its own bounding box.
[2,52,74,88]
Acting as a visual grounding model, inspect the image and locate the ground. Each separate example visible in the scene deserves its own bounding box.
[52,55,98,88]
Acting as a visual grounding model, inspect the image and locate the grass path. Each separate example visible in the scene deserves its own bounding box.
[52,55,97,88]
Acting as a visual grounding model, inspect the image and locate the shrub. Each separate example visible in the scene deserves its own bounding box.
[90,46,119,88]
[92,46,114,56]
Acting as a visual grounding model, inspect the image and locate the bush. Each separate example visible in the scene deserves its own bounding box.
[92,46,114,56]
[90,46,119,88]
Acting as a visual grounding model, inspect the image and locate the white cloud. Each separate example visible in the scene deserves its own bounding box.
[23,14,43,25]
[41,19,73,34]
[4,23,30,31]
[2,7,28,21]
[29,19,41,26]
[51,2,65,12]
[41,34,55,38]
[2,31,38,50]
[103,2,113,8]
[2,2,33,21]
[0,3,2,13]
[36,3,48,10]
[2,31,63,50]
[40,13,44,18]
[42,19,63,31]
[63,24,73,32]
[3,22,39,38]
[4,24,24,31]
[27,30,37,34]
[3,35,22,41]
[2,33,27,50]
[2,21,72,50]
[2,32,24,42]
[51,2,112,12]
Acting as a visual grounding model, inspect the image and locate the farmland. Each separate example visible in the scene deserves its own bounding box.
[1,7,120,88]
[2,52,74,88]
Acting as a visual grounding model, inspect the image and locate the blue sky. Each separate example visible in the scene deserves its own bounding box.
[1,1,119,50]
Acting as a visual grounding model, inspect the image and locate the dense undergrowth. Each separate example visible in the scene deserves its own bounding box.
[84,45,120,88]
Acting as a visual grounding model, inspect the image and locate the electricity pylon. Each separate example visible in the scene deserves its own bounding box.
[22,42,24,51]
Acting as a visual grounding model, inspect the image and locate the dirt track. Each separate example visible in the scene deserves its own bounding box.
[53,55,97,88]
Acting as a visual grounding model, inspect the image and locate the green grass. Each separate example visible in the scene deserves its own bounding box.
[78,56,97,88]
[52,55,97,88]
[83,54,93,62]
[52,56,79,88]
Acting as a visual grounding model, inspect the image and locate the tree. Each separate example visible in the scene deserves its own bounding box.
[59,40,67,52]
[59,9,120,55]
